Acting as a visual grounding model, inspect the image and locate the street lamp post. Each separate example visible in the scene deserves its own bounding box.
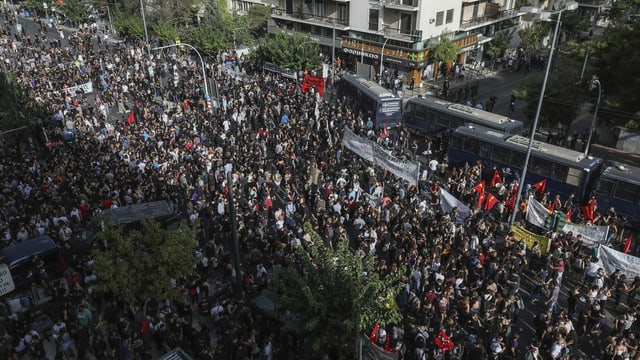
[584,76,601,156]
[509,2,579,227]
[152,43,211,112]
[140,0,150,55]
[378,37,390,86]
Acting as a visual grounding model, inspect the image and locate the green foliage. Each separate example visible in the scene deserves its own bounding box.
[151,23,181,44]
[267,223,403,355]
[485,30,513,62]
[113,10,145,39]
[186,24,228,56]
[91,219,197,305]
[59,0,88,24]
[515,58,581,129]
[586,0,640,127]
[250,32,322,71]
[430,35,459,79]
[518,23,549,51]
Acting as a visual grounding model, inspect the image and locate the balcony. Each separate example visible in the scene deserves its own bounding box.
[460,8,520,30]
[383,27,422,43]
[578,0,609,8]
[381,0,419,11]
[271,9,349,28]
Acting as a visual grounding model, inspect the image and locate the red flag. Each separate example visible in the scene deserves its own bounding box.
[127,110,135,125]
[565,208,572,222]
[547,201,555,212]
[473,180,486,194]
[533,179,546,194]
[368,322,379,344]
[434,329,455,351]
[477,191,486,209]
[490,169,502,188]
[624,236,633,254]
[485,193,499,211]
[301,73,325,97]
[581,203,594,222]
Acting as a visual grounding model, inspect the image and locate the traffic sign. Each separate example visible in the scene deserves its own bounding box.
[0,264,15,296]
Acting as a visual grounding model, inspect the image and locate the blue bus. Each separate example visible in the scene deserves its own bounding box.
[337,73,403,129]
[404,95,524,135]
[448,125,604,202]
[591,161,640,222]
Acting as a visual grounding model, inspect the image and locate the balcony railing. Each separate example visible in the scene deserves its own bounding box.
[271,8,349,27]
[460,8,520,30]
[383,27,422,43]
[578,0,609,6]
[382,0,419,8]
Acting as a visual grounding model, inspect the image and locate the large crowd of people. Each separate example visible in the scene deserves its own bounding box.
[0,5,638,360]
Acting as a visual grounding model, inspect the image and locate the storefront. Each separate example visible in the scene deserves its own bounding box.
[340,34,480,85]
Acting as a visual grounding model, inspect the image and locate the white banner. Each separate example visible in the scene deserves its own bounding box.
[525,196,550,228]
[63,82,94,95]
[343,128,374,162]
[372,144,420,185]
[440,188,471,224]
[342,128,420,185]
[598,245,640,282]
[561,223,609,247]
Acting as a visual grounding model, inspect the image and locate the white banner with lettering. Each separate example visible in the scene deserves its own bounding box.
[372,144,420,185]
[440,188,471,224]
[598,245,640,281]
[342,128,374,162]
[63,82,94,95]
[342,128,420,185]
[525,196,551,228]
[561,223,609,247]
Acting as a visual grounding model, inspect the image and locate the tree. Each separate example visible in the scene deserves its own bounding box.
[249,32,322,71]
[518,23,550,51]
[90,219,197,305]
[485,30,514,67]
[57,0,88,25]
[431,35,459,79]
[267,223,403,359]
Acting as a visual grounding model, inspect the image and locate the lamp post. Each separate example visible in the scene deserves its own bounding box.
[140,0,150,55]
[105,5,114,36]
[378,37,390,85]
[152,43,211,112]
[509,1,579,227]
[584,75,601,156]
[331,20,336,85]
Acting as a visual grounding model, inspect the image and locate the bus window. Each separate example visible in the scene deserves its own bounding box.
[614,181,639,202]
[565,168,582,187]
[509,152,525,168]
[531,156,553,178]
[479,143,490,159]
[594,178,614,196]
[450,134,464,149]
[463,138,479,154]
[490,146,510,164]
[552,164,569,183]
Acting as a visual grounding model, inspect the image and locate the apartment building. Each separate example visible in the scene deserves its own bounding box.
[255,0,521,83]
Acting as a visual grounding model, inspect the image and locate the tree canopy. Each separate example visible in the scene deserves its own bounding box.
[249,32,323,71]
[267,223,403,358]
[90,219,197,305]
[430,35,459,79]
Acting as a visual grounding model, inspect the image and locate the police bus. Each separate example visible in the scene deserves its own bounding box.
[337,73,403,129]
[448,125,604,202]
[591,161,640,222]
[404,95,524,136]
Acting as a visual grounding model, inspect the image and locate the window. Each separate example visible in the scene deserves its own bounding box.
[337,4,348,23]
[446,9,454,24]
[490,146,510,164]
[614,181,639,202]
[436,11,444,26]
[463,138,479,154]
[314,1,324,17]
[369,9,379,31]
[595,179,614,196]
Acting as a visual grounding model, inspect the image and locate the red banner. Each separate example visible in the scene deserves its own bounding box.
[301,73,325,97]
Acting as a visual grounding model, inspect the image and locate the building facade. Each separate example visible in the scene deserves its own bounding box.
[260,0,525,84]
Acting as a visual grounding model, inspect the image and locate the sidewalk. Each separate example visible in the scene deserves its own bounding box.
[399,67,505,99]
